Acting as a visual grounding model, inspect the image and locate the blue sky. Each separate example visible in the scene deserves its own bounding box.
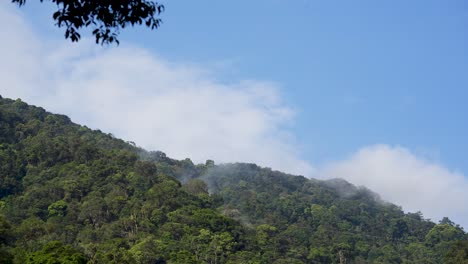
[129,0,467,171]
[3,1,468,227]
[16,0,468,171]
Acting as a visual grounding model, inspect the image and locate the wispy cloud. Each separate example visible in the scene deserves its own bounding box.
[321,144,468,229]
[0,2,314,176]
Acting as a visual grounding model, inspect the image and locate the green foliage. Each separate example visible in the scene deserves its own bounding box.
[26,241,87,264]
[425,224,465,246]
[12,0,164,45]
[0,97,466,263]
[48,200,68,217]
[444,240,468,264]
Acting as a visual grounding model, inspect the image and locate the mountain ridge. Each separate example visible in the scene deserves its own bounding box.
[0,96,466,263]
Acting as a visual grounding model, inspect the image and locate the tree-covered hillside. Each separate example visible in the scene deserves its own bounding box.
[0,96,466,263]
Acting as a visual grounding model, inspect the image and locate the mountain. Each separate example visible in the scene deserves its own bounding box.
[0,96,466,264]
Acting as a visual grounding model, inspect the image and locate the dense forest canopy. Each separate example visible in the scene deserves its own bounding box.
[0,95,466,263]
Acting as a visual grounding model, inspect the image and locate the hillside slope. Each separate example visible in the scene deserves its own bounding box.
[0,96,466,263]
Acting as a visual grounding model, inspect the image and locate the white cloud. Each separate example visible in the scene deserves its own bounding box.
[0,2,314,176]
[321,144,468,229]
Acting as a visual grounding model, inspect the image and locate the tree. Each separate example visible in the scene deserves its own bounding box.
[425,224,465,246]
[48,200,68,217]
[12,0,165,45]
[26,241,87,264]
[182,179,209,197]
[444,241,468,264]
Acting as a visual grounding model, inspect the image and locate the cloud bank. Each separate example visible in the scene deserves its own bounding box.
[0,2,313,176]
[321,144,468,229]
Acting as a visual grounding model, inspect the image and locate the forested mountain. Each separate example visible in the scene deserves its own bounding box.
[0,96,466,263]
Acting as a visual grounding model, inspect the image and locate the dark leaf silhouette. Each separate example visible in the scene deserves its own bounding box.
[12,0,165,45]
